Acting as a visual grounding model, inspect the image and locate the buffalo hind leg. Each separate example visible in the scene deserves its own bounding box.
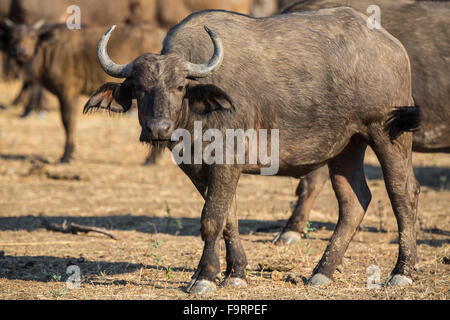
[309,136,371,286]
[188,166,241,294]
[221,198,248,288]
[275,165,329,245]
[58,93,76,163]
[370,129,419,286]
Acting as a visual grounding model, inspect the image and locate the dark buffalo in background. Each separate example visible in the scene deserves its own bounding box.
[7,0,258,27]
[250,0,450,16]
[86,7,420,292]
[1,0,158,116]
[6,0,157,25]
[269,0,450,245]
[2,21,165,162]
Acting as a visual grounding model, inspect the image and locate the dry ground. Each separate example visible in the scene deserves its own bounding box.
[0,81,448,300]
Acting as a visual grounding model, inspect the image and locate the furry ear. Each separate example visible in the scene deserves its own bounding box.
[0,18,15,30]
[0,19,14,48]
[83,81,133,114]
[185,84,234,114]
[37,24,59,46]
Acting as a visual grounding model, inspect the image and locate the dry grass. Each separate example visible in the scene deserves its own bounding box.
[0,81,448,300]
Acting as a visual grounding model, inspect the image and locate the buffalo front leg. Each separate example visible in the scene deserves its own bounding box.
[221,197,248,288]
[20,83,45,118]
[57,93,77,163]
[309,137,371,286]
[275,165,329,245]
[188,166,242,294]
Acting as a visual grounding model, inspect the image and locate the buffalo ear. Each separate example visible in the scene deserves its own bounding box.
[83,81,133,114]
[37,24,59,46]
[0,18,15,31]
[185,84,234,114]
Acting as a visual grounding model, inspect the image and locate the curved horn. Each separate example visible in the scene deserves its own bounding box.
[33,19,46,30]
[186,26,224,78]
[3,18,15,29]
[97,25,134,78]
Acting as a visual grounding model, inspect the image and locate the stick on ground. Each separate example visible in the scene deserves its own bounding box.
[42,218,117,240]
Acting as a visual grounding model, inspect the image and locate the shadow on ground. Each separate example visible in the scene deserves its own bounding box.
[1,215,448,239]
[0,254,194,284]
[0,215,289,236]
[0,255,144,283]
[1,152,450,189]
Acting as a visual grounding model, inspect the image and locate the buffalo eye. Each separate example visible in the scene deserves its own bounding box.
[177,86,184,92]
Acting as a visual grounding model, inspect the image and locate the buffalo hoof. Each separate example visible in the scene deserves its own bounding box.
[386,274,413,287]
[307,273,332,287]
[59,152,74,163]
[221,277,247,289]
[274,231,302,245]
[189,279,217,295]
[59,157,72,164]
[20,110,31,118]
[37,111,47,119]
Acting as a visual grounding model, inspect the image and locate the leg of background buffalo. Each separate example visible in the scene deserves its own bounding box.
[370,130,420,287]
[275,165,329,245]
[20,83,44,118]
[32,85,46,113]
[13,81,31,107]
[188,165,242,294]
[57,93,76,163]
[308,136,371,286]
[221,197,248,288]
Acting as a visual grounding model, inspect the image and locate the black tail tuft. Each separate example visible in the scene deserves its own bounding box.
[385,106,421,141]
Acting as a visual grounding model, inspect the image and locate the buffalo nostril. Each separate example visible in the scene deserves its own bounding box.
[16,47,26,56]
[148,119,173,139]
[159,121,170,132]
[13,47,28,61]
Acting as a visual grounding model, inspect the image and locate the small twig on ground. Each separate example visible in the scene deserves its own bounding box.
[42,218,117,240]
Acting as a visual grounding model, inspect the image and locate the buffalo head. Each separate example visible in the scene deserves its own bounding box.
[0,19,53,64]
[84,25,233,144]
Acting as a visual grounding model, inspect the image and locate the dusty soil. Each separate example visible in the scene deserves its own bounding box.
[0,81,448,300]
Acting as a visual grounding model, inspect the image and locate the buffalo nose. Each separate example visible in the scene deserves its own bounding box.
[147,119,173,140]
[14,46,27,59]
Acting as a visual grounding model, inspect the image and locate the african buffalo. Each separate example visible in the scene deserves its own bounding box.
[6,0,157,26]
[271,0,450,245]
[85,7,421,292]
[1,0,159,117]
[4,21,165,162]
[252,0,450,17]
[6,0,257,27]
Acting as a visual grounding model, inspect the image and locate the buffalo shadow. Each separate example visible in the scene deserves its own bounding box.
[0,214,291,236]
[0,254,194,284]
[1,152,449,189]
